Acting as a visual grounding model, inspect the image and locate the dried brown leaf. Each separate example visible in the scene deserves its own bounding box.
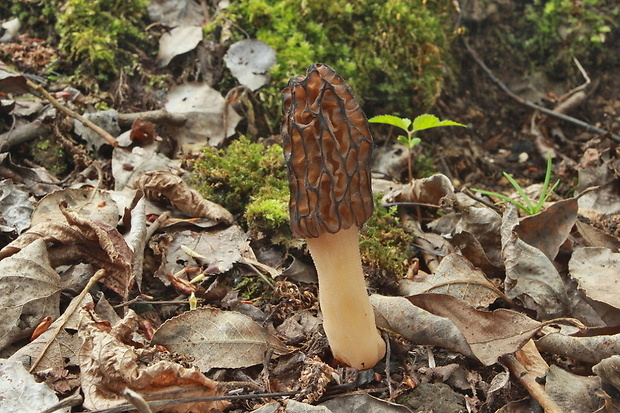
[455,199,504,267]
[370,294,476,360]
[569,247,620,310]
[545,365,604,412]
[79,306,227,412]
[501,205,569,319]
[31,187,119,228]
[408,294,543,365]
[516,197,578,261]
[399,253,504,308]
[575,220,620,251]
[151,307,289,371]
[155,225,248,284]
[536,331,620,364]
[135,170,233,224]
[0,239,61,351]
[593,355,620,391]
[9,294,93,373]
[0,205,133,297]
[395,173,455,205]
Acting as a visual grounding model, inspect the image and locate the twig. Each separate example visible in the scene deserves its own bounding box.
[30,269,107,372]
[382,331,393,398]
[463,38,620,143]
[501,353,564,413]
[25,79,118,147]
[117,110,187,128]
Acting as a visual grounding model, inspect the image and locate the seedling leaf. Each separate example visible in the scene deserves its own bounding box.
[412,114,466,132]
[369,115,411,132]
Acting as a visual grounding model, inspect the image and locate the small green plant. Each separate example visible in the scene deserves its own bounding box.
[369,114,466,182]
[471,154,560,215]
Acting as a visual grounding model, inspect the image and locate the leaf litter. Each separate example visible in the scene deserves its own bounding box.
[0,4,620,413]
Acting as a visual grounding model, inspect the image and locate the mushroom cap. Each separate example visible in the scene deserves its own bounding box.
[281,64,374,239]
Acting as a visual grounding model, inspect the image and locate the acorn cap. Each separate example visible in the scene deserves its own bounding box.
[281,64,374,239]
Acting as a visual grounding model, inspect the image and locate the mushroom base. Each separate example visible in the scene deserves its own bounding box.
[306,226,386,369]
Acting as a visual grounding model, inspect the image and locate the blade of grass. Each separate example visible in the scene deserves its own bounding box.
[502,172,534,212]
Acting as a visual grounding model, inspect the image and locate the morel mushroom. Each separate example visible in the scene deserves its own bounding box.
[281,64,386,369]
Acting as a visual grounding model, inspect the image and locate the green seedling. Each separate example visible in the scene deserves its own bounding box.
[369,114,466,182]
[472,154,560,215]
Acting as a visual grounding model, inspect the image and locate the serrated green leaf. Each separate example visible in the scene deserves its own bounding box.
[369,115,411,132]
[412,114,467,132]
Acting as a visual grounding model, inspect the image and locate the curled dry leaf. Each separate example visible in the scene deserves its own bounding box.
[135,170,234,224]
[79,306,227,412]
[408,293,544,365]
[569,247,620,310]
[516,197,578,261]
[0,239,60,351]
[370,294,476,361]
[151,307,289,372]
[157,25,203,68]
[501,205,569,319]
[398,252,504,308]
[0,204,133,297]
[395,173,455,205]
[592,355,620,391]
[111,145,172,191]
[321,393,412,412]
[536,331,620,364]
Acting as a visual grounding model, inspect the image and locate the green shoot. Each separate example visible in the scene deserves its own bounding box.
[471,154,560,215]
[369,114,466,182]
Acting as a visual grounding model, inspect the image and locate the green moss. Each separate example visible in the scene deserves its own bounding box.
[360,196,415,278]
[211,0,457,116]
[522,0,618,76]
[27,136,71,176]
[189,136,290,233]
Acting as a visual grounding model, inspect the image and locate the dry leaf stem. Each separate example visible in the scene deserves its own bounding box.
[502,353,564,413]
[30,269,107,372]
[26,79,118,147]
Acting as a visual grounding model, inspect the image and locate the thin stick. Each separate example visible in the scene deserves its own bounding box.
[30,269,107,372]
[463,38,620,143]
[26,80,118,147]
[501,353,564,413]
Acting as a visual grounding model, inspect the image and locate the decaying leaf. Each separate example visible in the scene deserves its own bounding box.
[501,205,569,319]
[408,294,544,365]
[9,294,93,373]
[111,145,173,191]
[147,0,204,26]
[545,365,604,412]
[575,220,620,251]
[592,355,620,391]
[0,204,133,297]
[74,109,121,152]
[371,294,476,360]
[569,247,620,310]
[536,331,620,364]
[31,187,119,228]
[224,39,277,91]
[79,306,227,412]
[321,393,412,412]
[515,197,577,261]
[0,66,28,94]
[0,359,70,413]
[0,239,61,351]
[164,82,242,151]
[395,173,456,205]
[157,25,203,68]
[151,307,289,371]
[398,252,504,307]
[155,224,248,284]
[0,179,34,234]
[135,170,234,224]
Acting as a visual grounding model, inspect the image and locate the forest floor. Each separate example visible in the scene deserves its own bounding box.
[0,1,619,413]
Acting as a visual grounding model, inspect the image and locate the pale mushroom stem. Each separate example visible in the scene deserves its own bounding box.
[306,226,386,369]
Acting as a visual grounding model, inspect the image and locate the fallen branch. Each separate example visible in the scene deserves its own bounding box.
[26,79,118,147]
[117,109,187,128]
[463,38,620,144]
